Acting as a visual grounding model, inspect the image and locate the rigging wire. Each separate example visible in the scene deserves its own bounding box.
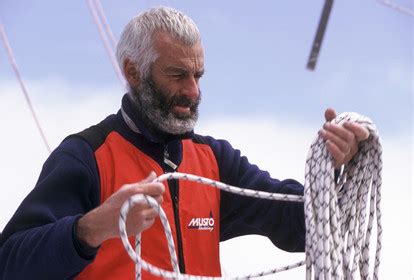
[376,0,414,17]
[93,0,118,50]
[85,0,126,86]
[0,23,51,154]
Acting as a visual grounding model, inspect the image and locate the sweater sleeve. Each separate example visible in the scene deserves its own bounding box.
[206,137,306,252]
[0,137,101,279]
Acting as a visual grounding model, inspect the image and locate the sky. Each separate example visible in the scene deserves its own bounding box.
[0,0,413,279]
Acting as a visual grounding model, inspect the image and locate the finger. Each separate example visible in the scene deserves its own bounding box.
[129,199,152,211]
[343,122,369,141]
[126,215,155,235]
[141,182,165,197]
[136,194,164,206]
[118,183,164,208]
[153,194,164,205]
[118,181,141,192]
[134,209,158,231]
[118,172,156,191]
[139,171,157,184]
[128,203,158,221]
[141,218,156,231]
[141,208,159,220]
[125,181,164,196]
[325,140,345,169]
[320,126,352,155]
[117,183,144,198]
[324,108,337,122]
[323,123,355,143]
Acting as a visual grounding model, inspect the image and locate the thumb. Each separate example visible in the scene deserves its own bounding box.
[139,171,157,184]
[324,108,337,122]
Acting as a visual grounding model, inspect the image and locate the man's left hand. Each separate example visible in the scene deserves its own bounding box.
[319,108,370,169]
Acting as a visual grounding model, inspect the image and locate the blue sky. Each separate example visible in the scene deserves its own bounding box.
[0,1,413,278]
[0,0,412,134]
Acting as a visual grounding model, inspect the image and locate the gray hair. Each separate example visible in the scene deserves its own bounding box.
[116,6,201,80]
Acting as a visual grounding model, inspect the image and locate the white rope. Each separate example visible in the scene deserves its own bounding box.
[0,23,51,153]
[304,112,382,279]
[85,0,125,86]
[119,112,382,279]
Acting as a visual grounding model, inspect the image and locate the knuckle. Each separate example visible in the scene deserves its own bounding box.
[337,155,345,164]
[144,219,155,229]
[348,131,356,142]
[154,182,165,192]
[137,211,146,220]
[148,211,158,219]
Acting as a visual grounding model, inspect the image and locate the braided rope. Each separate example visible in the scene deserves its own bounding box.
[304,112,382,279]
[119,112,382,279]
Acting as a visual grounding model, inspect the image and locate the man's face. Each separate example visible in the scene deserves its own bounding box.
[131,32,205,135]
[130,76,201,135]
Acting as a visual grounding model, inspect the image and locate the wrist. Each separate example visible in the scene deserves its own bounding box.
[76,211,105,248]
[73,215,100,259]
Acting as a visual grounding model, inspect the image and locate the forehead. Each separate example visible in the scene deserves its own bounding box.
[152,32,204,72]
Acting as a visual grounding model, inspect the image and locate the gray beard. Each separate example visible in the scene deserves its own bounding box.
[129,79,200,135]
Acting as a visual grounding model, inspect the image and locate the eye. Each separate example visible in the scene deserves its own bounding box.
[194,71,204,81]
[170,73,186,80]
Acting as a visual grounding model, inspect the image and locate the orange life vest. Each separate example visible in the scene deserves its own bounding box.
[76,131,221,279]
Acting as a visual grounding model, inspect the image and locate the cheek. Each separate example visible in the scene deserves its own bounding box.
[160,83,181,98]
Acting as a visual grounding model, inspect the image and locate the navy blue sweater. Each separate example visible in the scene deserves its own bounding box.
[0,95,305,279]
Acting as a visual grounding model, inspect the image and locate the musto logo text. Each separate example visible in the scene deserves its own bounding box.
[187,217,215,232]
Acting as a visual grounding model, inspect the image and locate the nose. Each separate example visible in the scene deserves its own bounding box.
[181,76,200,101]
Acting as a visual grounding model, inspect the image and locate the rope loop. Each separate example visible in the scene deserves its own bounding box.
[119,112,382,280]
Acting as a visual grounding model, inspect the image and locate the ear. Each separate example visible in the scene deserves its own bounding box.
[123,59,141,87]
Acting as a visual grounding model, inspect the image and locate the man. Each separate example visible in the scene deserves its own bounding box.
[0,6,369,279]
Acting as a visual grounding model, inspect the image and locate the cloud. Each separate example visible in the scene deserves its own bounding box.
[0,79,122,228]
[0,79,412,278]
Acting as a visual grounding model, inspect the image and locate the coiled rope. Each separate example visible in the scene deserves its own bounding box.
[304,112,382,280]
[118,112,382,279]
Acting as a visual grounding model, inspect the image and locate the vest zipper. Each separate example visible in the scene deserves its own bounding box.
[163,147,186,273]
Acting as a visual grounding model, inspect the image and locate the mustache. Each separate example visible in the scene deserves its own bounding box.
[145,78,201,112]
[168,94,200,109]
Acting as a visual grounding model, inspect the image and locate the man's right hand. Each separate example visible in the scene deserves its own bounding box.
[76,171,165,248]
